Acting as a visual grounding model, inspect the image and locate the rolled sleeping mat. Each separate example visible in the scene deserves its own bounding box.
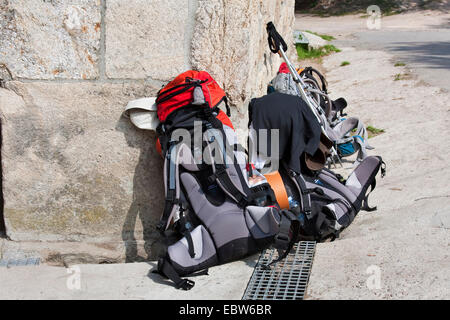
[264,170,302,211]
[264,171,289,209]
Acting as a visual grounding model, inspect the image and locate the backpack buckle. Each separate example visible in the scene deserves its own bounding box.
[237,198,248,208]
[207,174,217,184]
[274,233,290,250]
[304,209,312,219]
[156,220,167,233]
[176,279,195,291]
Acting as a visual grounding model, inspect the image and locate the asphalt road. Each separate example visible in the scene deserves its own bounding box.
[333,29,450,91]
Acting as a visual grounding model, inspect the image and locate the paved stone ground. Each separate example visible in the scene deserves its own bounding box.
[297,12,450,299]
[334,30,450,92]
[296,11,450,90]
[1,10,449,300]
[0,255,258,300]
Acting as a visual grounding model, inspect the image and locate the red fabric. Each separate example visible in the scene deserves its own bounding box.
[155,71,233,155]
[216,110,234,130]
[278,62,290,74]
[155,138,162,156]
[156,70,226,122]
[245,163,256,171]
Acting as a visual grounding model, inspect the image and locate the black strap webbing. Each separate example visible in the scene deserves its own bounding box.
[156,79,207,105]
[203,119,251,207]
[213,166,248,207]
[223,97,231,117]
[156,83,196,105]
[156,258,195,290]
[263,210,300,269]
[175,214,195,259]
[380,160,387,178]
[292,173,312,217]
[157,142,179,232]
[157,199,177,232]
[266,22,288,54]
[362,179,377,212]
[183,231,195,258]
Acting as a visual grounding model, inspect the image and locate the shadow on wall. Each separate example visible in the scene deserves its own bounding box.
[0,117,5,237]
[116,115,165,262]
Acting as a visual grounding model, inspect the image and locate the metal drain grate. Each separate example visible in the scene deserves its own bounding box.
[242,241,316,300]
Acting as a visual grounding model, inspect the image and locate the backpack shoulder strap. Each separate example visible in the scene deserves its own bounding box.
[157,141,186,232]
[361,179,378,212]
[285,168,313,218]
[263,210,300,269]
[156,257,195,290]
[346,156,386,212]
[202,120,251,206]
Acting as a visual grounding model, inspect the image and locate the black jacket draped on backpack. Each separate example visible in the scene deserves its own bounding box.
[248,92,322,174]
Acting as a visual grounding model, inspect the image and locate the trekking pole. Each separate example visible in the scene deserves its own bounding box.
[266,22,343,168]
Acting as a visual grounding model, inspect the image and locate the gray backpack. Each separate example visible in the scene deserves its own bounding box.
[247,91,386,242]
[155,107,299,290]
[157,120,385,290]
[277,156,386,241]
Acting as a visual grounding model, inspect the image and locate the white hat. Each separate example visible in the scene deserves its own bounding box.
[124,97,160,131]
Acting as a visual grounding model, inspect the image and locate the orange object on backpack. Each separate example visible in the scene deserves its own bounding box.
[264,171,290,210]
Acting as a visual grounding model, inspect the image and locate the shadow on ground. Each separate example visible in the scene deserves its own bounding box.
[388,41,450,70]
[146,262,179,289]
[297,0,450,15]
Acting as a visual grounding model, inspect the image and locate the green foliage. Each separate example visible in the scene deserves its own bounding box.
[296,44,341,60]
[367,125,385,138]
[341,61,351,67]
[305,30,336,41]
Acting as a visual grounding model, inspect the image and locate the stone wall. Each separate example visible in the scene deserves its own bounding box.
[0,0,295,259]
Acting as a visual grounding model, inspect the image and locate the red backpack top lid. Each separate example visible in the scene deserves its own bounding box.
[278,62,290,74]
[156,70,230,123]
